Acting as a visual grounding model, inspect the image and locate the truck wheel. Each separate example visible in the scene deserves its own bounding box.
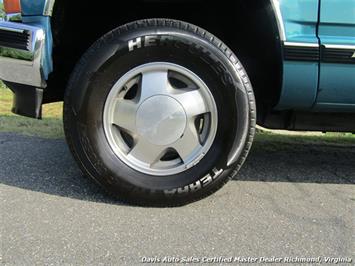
[63,19,256,206]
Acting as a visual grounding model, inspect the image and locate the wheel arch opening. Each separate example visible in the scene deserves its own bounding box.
[47,0,283,118]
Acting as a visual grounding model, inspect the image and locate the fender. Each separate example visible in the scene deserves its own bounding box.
[270,0,286,41]
[20,0,55,16]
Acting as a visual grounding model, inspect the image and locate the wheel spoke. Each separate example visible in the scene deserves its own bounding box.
[174,90,208,118]
[139,70,170,101]
[112,99,138,133]
[171,121,202,163]
[127,138,167,166]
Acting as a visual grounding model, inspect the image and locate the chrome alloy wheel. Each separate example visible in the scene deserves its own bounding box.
[103,62,218,176]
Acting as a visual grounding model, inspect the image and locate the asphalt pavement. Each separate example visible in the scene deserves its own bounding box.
[0,133,354,265]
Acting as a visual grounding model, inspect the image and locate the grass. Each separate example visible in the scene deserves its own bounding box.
[254,129,355,148]
[0,81,354,144]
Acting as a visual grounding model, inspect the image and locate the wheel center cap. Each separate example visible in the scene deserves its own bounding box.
[136,95,187,146]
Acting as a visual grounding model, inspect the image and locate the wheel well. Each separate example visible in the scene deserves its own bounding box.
[45,0,282,114]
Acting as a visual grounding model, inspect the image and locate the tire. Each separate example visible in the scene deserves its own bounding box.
[63,19,256,206]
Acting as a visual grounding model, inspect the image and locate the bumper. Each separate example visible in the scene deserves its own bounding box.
[0,21,46,88]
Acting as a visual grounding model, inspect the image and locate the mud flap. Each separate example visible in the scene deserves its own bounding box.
[5,82,43,119]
